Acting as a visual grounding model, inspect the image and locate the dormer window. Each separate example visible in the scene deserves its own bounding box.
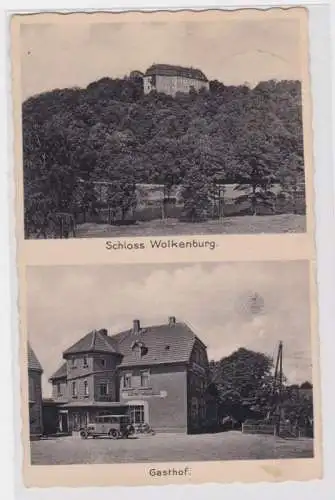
[131,340,148,357]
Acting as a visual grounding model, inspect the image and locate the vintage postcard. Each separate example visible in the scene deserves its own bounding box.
[10,6,321,489]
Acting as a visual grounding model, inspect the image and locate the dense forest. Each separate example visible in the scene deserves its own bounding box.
[22,76,305,237]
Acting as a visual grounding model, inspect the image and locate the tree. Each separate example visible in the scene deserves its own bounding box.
[70,180,97,223]
[146,136,181,219]
[211,348,274,401]
[300,381,313,390]
[277,152,305,214]
[208,347,286,424]
[180,169,211,222]
[233,128,279,216]
[106,177,137,222]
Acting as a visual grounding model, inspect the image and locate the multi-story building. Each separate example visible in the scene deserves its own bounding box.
[143,64,210,96]
[28,343,43,437]
[49,317,214,434]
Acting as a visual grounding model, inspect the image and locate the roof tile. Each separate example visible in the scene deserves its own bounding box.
[28,343,43,372]
[49,361,67,380]
[113,321,196,367]
[63,329,119,356]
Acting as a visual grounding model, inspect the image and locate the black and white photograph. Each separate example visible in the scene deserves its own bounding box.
[18,8,309,240]
[27,260,315,467]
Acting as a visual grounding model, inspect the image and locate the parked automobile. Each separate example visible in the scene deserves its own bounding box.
[79,414,134,439]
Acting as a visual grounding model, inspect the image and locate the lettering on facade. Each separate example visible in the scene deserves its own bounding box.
[122,389,167,399]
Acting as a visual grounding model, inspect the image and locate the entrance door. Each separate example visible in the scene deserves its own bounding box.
[80,412,88,428]
[72,412,80,431]
[59,412,68,433]
[129,405,145,425]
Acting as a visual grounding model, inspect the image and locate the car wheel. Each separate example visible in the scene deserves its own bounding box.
[80,429,88,439]
[108,429,118,439]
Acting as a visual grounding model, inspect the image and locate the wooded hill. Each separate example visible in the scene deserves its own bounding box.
[22,76,305,235]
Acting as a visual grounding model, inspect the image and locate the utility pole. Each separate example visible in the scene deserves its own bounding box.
[272,341,283,435]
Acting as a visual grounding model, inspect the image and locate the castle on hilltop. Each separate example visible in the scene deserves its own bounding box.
[130,64,210,97]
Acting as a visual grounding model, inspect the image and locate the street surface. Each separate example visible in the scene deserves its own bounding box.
[30,431,314,465]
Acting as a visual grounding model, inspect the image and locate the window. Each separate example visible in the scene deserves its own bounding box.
[71,358,76,368]
[84,380,89,397]
[56,382,62,397]
[72,381,77,398]
[140,370,150,388]
[124,373,132,389]
[99,383,108,396]
[129,405,145,424]
[100,358,106,368]
[83,356,88,368]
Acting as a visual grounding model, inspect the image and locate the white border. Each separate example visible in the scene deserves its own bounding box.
[1,1,335,499]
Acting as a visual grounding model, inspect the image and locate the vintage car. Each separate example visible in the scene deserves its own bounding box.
[79,414,134,439]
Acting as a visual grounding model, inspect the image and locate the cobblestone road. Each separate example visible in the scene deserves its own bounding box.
[30,431,314,465]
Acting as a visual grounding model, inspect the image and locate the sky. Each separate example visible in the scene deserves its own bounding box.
[26,261,312,396]
[20,15,303,100]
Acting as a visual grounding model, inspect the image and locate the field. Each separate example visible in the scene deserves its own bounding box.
[75,214,306,239]
[30,430,314,465]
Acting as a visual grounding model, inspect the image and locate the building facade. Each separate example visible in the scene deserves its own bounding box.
[49,317,214,434]
[28,343,43,437]
[143,64,210,96]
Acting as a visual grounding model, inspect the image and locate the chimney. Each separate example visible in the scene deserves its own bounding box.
[133,319,140,334]
[168,316,176,326]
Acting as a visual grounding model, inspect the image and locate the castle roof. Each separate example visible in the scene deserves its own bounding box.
[145,64,208,82]
[63,329,120,357]
[28,342,43,372]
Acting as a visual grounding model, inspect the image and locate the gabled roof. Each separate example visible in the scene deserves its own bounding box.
[63,329,120,357]
[113,321,197,368]
[145,64,208,82]
[28,343,43,372]
[49,362,67,381]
